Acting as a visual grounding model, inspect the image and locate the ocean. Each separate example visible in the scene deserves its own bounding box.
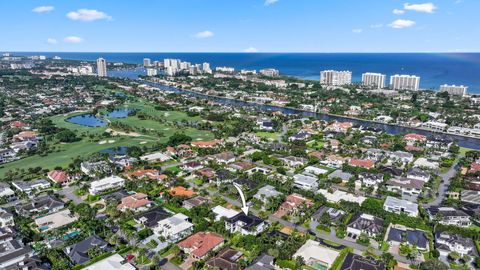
[13,52,480,93]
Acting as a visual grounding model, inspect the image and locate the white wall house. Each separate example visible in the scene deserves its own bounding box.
[89,176,125,195]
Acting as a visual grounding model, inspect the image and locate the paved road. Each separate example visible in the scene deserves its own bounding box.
[191,179,415,265]
[424,156,462,208]
[56,185,84,204]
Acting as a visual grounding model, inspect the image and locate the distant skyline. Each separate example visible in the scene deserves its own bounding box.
[1,0,479,53]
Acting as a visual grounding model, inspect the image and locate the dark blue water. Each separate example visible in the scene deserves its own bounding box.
[13,52,480,93]
[67,114,106,127]
[100,146,129,156]
[105,109,135,118]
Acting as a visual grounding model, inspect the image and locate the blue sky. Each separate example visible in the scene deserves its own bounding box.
[1,0,478,52]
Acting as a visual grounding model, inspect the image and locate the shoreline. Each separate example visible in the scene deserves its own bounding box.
[142,78,480,143]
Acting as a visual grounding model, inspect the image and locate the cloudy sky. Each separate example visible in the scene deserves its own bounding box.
[1,0,478,52]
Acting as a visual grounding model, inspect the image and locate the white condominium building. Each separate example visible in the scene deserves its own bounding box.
[439,84,468,96]
[362,72,386,89]
[96,58,107,77]
[143,58,151,67]
[390,74,420,91]
[320,70,352,86]
[260,68,280,77]
[146,68,157,76]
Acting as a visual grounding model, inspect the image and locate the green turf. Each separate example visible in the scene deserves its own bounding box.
[255,132,280,140]
[0,105,213,179]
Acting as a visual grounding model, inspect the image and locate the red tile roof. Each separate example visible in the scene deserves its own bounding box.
[47,170,70,184]
[117,193,152,210]
[178,232,224,258]
[349,158,375,169]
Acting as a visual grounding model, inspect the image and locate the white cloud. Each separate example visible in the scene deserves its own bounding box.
[265,0,279,6]
[244,47,258,53]
[46,38,58,44]
[32,6,54,13]
[393,9,405,15]
[404,3,437,13]
[370,24,383,28]
[64,36,84,43]
[66,9,112,22]
[194,30,214,39]
[352,28,363,34]
[388,19,416,29]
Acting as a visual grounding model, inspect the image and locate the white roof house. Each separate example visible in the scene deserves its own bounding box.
[34,209,78,231]
[317,189,366,204]
[84,254,135,270]
[304,166,329,176]
[140,152,172,163]
[293,174,318,191]
[89,176,125,195]
[253,185,282,203]
[383,196,418,217]
[154,213,193,242]
[293,240,340,269]
[212,206,239,221]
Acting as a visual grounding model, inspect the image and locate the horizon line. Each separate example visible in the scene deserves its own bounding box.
[3,50,480,54]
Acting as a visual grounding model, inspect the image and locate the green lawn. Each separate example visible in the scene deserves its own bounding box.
[0,106,213,179]
[306,140,325,150]
[255,132,280,140]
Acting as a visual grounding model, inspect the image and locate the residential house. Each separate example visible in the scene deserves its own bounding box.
[183,196,208,210]
[225,213,267,236]
[169,186,196,197]
[293,173,318,191]
[140,152,171,163]
[328,170,354,182]
[0,208,14,228]
[154,213,194,243]
[435,231,477,257]
[83,254,135,270]
[339,253,385,270]
[278,156,307,168]
[386,177,424,196]
[389,151,414,164]
[349,158,375,169]
[321,155,347,168]
[34,209,78,232]
[64,235,112,265]
[206,247,243,270]
[347,213,384,239]
[253,185,282,204]
[275,193,313,218]
[0,229,34,269]
[407,167,431,182]
[207,152,236,164]
[80,161,112,177]
[191,140,222,149]
[357,172,384,187]
[12,179,51,196]
[89,176,125,195]
[304,166,329,176]
[426,206,472,227]
[245,254,276,270]
[383,196,419,217]
[311,206,345,225]
[178,232,225,259]
[15,195,64,217]
[386,224,428,251]
[293,240,340,269]
[134,208,171,228]
[212,206,240,222]
[47,170,72,186]
[117,193,152,212]
[0,183,15,201]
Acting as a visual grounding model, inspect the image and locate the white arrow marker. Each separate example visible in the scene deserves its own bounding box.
[233,183,249,215]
